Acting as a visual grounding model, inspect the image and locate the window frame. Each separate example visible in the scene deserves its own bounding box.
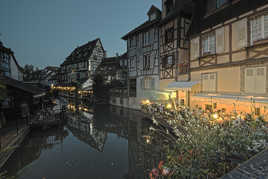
[202,32,216,55]
[143,54,150,70]
[250,14,268,45]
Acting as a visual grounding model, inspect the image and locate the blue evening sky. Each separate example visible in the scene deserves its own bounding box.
[0,0,161,68]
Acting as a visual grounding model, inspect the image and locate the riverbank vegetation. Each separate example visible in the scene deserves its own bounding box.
[141,103,268,178]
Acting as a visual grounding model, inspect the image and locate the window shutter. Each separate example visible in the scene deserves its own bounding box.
[255,67,266,94]
[190,39,195,60]
[251,17,262,45]
[245,68,255,93]
[216,27,224,53]
[264,15,268,38]
[238,19,247,48]
[195,37,200,59]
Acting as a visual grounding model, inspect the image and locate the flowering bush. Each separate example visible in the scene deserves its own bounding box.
[142,103,268,178]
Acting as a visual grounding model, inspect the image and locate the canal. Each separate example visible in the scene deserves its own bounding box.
[1,105,166,179]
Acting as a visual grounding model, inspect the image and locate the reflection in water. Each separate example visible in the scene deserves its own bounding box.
[2,104,166,179]
[1,127,68,178]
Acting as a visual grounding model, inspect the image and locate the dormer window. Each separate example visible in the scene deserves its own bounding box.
[165,0,174,15]
[149,13,157,21]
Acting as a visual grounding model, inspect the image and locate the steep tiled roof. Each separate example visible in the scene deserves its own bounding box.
[147,5,161,16]
[122,19,160,40]
[189,0,268,36]
[62,38,100,65]
[159,0,193,26]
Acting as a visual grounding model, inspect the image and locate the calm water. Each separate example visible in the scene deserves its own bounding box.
[1,105,165,179]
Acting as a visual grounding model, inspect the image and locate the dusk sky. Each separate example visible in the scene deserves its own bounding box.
[0,0,161,68]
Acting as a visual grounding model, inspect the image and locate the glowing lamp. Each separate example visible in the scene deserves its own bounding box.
[212,113,219,119]
[166,103,172,109]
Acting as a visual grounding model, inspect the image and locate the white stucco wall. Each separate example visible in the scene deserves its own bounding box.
[10,57,20,81]
[136,75,160,101]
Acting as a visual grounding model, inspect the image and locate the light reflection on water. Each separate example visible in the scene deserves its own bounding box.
[1,105,166,179]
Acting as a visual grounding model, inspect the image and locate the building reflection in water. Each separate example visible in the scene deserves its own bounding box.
[1,126,69,176]
[66,104,165,179]
[2,102,167,179]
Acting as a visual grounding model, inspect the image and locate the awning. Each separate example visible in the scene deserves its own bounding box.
[167,81,200,90]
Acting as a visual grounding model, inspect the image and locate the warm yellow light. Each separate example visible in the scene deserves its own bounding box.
[141,99,151,105]
[166,103,172,109]
[84,108,88,112]
[212,113,219,119]
[171,92,176,99]
[146,139,151,144]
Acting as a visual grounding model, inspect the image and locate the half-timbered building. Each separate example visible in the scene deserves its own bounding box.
[59,38,105,86]
[189,0,268,114]
[158,0,194,105]
[122,5,161,104]
[95,53,128,86]
[0,41,23,81]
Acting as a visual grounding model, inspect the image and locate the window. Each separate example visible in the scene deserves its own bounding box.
[165,28,174,44]
[250,15,268,45]
[150,13,157,21]
[216,0,228,9]
[202,32,216,55]
[129,56,136,70]
[167,56,173,65]
[154,29,158,41]
[245,67,266,94]
[141,77,155,89]
[201,73,217,92]
[143,55,150,70]
[143,31,150,46]
[129,36,136,48]
[162,55,173,68]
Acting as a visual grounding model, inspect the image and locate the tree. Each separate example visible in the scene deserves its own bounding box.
[93,74,109,104]
[23,64,34,81]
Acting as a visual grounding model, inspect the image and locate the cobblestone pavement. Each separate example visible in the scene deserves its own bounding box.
[221,148,268,179]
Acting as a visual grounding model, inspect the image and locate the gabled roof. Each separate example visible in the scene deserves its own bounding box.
[96,53,128,73]
[147,5,161,16]
[11,54,24,73]
[122,18,160,40]
[122,5,161,40]
[62,38,103,66]
[0,42,13,54]
[189,0,268,36]
[159,0,193,26]
[0,42,24,73]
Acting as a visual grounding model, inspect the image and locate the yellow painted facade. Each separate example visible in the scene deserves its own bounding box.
[188,6,268,116]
